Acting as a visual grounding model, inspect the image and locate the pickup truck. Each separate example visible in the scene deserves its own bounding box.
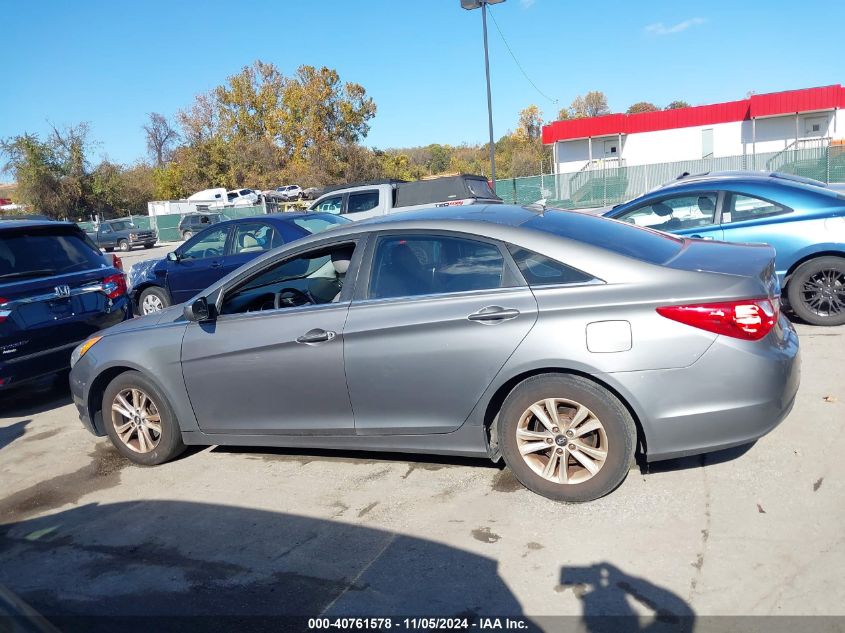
[86,219,157,252]
[307,174,502,220]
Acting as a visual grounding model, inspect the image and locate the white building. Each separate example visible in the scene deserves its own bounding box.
[543,85,845,174]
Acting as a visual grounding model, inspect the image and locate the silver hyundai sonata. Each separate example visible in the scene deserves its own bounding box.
[69,205,800,502]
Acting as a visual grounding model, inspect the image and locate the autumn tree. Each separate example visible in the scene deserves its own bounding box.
[515,105,544,141]
[570,91,610,118]
[665,100,691,110]
[143,113,179,166]
[627,101,660,114]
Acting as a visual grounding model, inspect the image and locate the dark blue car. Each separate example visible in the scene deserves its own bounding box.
[130,213,350,315]
[0,220,130,389]
[604,171,845,326]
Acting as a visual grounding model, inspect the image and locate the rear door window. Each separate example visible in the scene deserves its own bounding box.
[723,193,791,223]
[346,190,379,214]
[369,235,505,299]
[231,222,278,255]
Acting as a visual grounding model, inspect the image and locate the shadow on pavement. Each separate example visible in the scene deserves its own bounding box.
[0,377,72,419]
[0,501,535,632]
[557,563,695,633]
[0,419,30,451]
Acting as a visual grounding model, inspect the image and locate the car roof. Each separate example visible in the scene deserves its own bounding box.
[0,219,77,230]
[656,170,828,191]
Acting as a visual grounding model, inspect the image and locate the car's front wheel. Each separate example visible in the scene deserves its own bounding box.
[498,374,635,502]
[139,286,170,315]
[787,257,845,326]
[118,239,130,252]
[102,371,185,465]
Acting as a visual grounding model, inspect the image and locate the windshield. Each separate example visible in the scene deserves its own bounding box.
[292,215,352,234]
[0,230,105,280]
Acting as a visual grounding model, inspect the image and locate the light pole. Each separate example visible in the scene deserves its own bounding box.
[461,0,505,184]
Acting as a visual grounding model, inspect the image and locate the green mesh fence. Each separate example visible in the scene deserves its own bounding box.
[496,146,845,209]
[152,205,265,243]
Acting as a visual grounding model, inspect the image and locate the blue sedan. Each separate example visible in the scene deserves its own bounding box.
[129,213,350,315]
[604,171,845,325]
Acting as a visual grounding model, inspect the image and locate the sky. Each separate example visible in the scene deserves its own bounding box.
[1,0,844,177]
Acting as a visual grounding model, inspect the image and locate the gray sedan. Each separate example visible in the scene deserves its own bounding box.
[69,205,800,502]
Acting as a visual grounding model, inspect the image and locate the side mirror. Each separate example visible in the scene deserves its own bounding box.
[167,251,180,262]
[184,297,215,322]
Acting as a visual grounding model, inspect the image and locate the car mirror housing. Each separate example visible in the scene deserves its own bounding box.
[184,297,215,322]
[167,251,180,262]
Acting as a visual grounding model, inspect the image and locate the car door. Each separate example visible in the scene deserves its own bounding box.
[612,191,724,240]
[180,239,362,434]
[98,223,115,248]
[166,225,231,304]
[343,231,538,435]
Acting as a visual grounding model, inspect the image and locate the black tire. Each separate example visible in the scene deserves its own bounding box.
[182,230,193,241]
[102,370,185,465]
[118,239,130,252]
[143,243,154,249]
[786,256,845,326]
[498,373,635,502]
[104,247,114,253]
[138,286,171,315]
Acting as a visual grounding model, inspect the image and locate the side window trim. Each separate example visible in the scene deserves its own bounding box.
[352,229,522,304]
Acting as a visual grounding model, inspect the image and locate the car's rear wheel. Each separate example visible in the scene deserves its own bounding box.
[118,239,130,252]
[102,371,185,465]
[139,286,170,315]
[787,257,845,326]
[498,374,635,502]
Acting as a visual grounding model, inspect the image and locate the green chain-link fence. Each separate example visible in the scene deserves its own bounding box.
[495,145,845,209]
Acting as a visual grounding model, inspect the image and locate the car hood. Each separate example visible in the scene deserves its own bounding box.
[101,304,185,337]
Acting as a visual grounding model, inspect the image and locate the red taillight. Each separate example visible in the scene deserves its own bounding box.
[102,273,127,300]
[111,254,123,271]
[656,298,778,341]
[0,297,8,323]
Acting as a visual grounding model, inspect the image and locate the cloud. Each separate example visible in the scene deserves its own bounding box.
[520,0,535,8]
[644,17,706,35]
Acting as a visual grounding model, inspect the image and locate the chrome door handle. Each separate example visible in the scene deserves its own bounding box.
[210,261,223,268]
[690,234,714,240]
[467,306,520,322]
[296,329,336,344]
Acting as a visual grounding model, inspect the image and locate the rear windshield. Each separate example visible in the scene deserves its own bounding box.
[523,210,683,265]
[292,215,351,234]
[0,230,105,281]
[466,178,498,199]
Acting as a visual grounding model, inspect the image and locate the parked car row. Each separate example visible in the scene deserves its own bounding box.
[602,171,845,326]
[85,218,158,252]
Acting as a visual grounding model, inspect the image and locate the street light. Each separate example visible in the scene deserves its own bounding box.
[461,0,505,184]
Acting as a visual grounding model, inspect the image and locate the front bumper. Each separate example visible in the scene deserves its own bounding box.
[610,316,801,462]
[69,351,100,435]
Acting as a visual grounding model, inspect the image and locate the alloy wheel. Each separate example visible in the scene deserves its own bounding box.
[141,293,165,314]
[515,398,608,485]
[800,268,845,317]
[111,387,162,453]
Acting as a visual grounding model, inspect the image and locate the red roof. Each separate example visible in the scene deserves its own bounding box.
[542,85,845,144]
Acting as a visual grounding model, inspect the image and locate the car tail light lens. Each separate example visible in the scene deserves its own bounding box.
[0,297,8,323]
[111,254,123,271]
[102,274,127,299]
[656,298,778,341]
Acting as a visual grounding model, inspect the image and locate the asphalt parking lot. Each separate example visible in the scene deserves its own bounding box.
[1,316,843,629]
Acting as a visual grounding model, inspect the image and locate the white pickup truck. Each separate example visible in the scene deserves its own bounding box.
[306,174,501,220]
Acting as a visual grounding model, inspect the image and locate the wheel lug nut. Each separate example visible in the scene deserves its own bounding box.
[556,448,563,454]
[552,427,560,433]
[566,430,574,437]
[545,438,553,444]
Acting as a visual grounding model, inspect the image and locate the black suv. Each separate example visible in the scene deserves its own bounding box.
[177,213,228,240]
[0,221,130,389]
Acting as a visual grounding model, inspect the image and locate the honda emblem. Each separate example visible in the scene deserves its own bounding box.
[54,285,71,299]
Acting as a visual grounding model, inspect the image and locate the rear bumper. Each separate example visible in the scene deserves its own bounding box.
[609,315,801,462]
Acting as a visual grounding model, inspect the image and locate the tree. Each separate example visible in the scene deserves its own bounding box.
[556,107,572,121]
[143,113,179,166]
[627,101,660,114]
[515,105,544,141]
[665,100,690,110]
[570,91,610,118]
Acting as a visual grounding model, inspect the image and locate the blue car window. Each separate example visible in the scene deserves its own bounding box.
[724,193,790,223]
[180,226,228,260]
[614,193,717,232]
[232,222,274,255]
